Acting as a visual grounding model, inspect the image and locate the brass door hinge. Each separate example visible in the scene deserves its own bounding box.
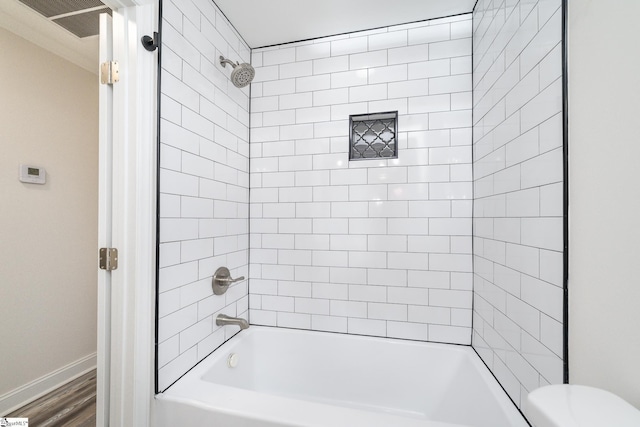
[99,248,119,271]
[100,61,119,85]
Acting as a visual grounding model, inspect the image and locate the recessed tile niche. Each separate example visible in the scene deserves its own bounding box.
[349,111,398,160]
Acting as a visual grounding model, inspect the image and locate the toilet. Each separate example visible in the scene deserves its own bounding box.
[525,385,640,427]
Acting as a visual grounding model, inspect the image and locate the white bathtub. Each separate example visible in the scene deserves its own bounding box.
[156,326,528,427]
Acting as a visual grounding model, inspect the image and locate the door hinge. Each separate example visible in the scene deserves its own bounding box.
[100,61,119,85]
[99,248,119,271]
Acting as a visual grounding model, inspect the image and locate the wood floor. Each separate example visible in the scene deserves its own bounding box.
[7,370,96,426]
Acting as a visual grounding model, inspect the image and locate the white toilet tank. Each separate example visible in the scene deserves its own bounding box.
[525,385,640,427]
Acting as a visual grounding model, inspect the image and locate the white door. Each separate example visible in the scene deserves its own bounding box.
[97,11,114,427]
[97,3,158,425]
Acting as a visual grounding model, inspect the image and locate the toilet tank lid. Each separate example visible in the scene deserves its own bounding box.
[525,385,640,427]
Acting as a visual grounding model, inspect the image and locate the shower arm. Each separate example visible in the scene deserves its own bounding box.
[219,56,239,69]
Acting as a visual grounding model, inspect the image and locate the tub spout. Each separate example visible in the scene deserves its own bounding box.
[216,314,249,330]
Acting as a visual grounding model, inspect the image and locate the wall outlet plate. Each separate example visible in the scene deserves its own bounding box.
[19,164,46,184]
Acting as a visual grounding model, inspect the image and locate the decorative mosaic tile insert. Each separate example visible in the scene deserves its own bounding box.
[349,111,398,160]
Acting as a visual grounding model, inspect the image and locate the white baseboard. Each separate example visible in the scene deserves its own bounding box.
[0,352,97,416]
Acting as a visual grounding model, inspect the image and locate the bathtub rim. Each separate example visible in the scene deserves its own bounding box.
[156,326,529,426]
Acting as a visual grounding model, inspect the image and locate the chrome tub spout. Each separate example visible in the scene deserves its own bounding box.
[216,314,249,330]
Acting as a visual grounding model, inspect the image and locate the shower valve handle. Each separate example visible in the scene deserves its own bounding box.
[212,267,245,295]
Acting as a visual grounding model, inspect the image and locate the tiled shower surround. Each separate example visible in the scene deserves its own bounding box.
[471,0,564,408]
[249,16,474,343]
[157,0,250,391]
[155,0,565,403]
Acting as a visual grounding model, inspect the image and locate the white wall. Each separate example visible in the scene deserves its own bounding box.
[156,0,250,391]
[568,0,640,409]
[472,0,564,409]
[0,28,98,405]
[249,15,474,344]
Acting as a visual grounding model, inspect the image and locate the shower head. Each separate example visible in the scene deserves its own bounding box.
[219,56,255,88]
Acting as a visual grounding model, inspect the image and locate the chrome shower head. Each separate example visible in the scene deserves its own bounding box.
[219,55,255,88]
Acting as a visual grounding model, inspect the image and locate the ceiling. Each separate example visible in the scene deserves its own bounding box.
[215,0,475,48]
[0,0,475,74]
[0,0,102,73]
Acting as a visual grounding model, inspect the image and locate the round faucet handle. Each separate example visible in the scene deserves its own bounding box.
[212,267,245,295]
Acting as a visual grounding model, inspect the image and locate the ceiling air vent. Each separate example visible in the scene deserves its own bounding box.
[17,0,111,38]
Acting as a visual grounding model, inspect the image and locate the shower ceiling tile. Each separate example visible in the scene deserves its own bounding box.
[17,0,105,18]
[53,8,112,38]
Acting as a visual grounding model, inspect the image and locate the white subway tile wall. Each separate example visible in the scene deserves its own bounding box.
[472,0,564,409]
[250,15,473,344]
[157,0,250,391]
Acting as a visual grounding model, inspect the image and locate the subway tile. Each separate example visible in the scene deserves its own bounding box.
[409,94,451,114]
[331,36,368,56]
[295,234,330,250]
[368,64,408,84]
[277,312,311,329]
[430,74,472,95]
[263,78,296,96]
[349,284,387,303]
[409,23,451,45]
[521,147,563,189]
[429,254,473,272]
[280,92,313,110]
[368,303,407,321]
[330,234,367,251]
[388,252,429,270]
[312,315,348,332]
[350,51,387,70]
[368,98,408,115]
[429,325,470,344]
[363,268,404,288]
[251,96,279,113]
[348,318,386,336]
[280,61,313,79]
[539,113,563,153]
[388,44,430,64]
[430,39,471,59]
[313,56,350,75]
[314,120,348,138]
[296,74,331,92]
[451,56,471,75]
[388,287,429,305]
[295,265,330,282]
[160,218,199,243]
[387,322,428,340]
[408,305,450,324]
[521,79,562,133]
[369,30,408,51]
[313,219,347,236]
[429,110,472,130]
[296,106,331,124]
[160,193,181,219]
[408,59,451,80]
[263,47,296,66]
[408,270,450,289]
[349,251,387,269]
[369,201,409,218]
[262,110,296,127]
[389,79,429,99]
[521,217,563,252]
[331,70,369,88]
[330,267,367,285]
[311,250,349,268]
[408,235,450,253]
[313,88,350,106]
[330,300,367,318]
[348,218,387,235]
[297,42,331,61]
[349,184,388,201]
